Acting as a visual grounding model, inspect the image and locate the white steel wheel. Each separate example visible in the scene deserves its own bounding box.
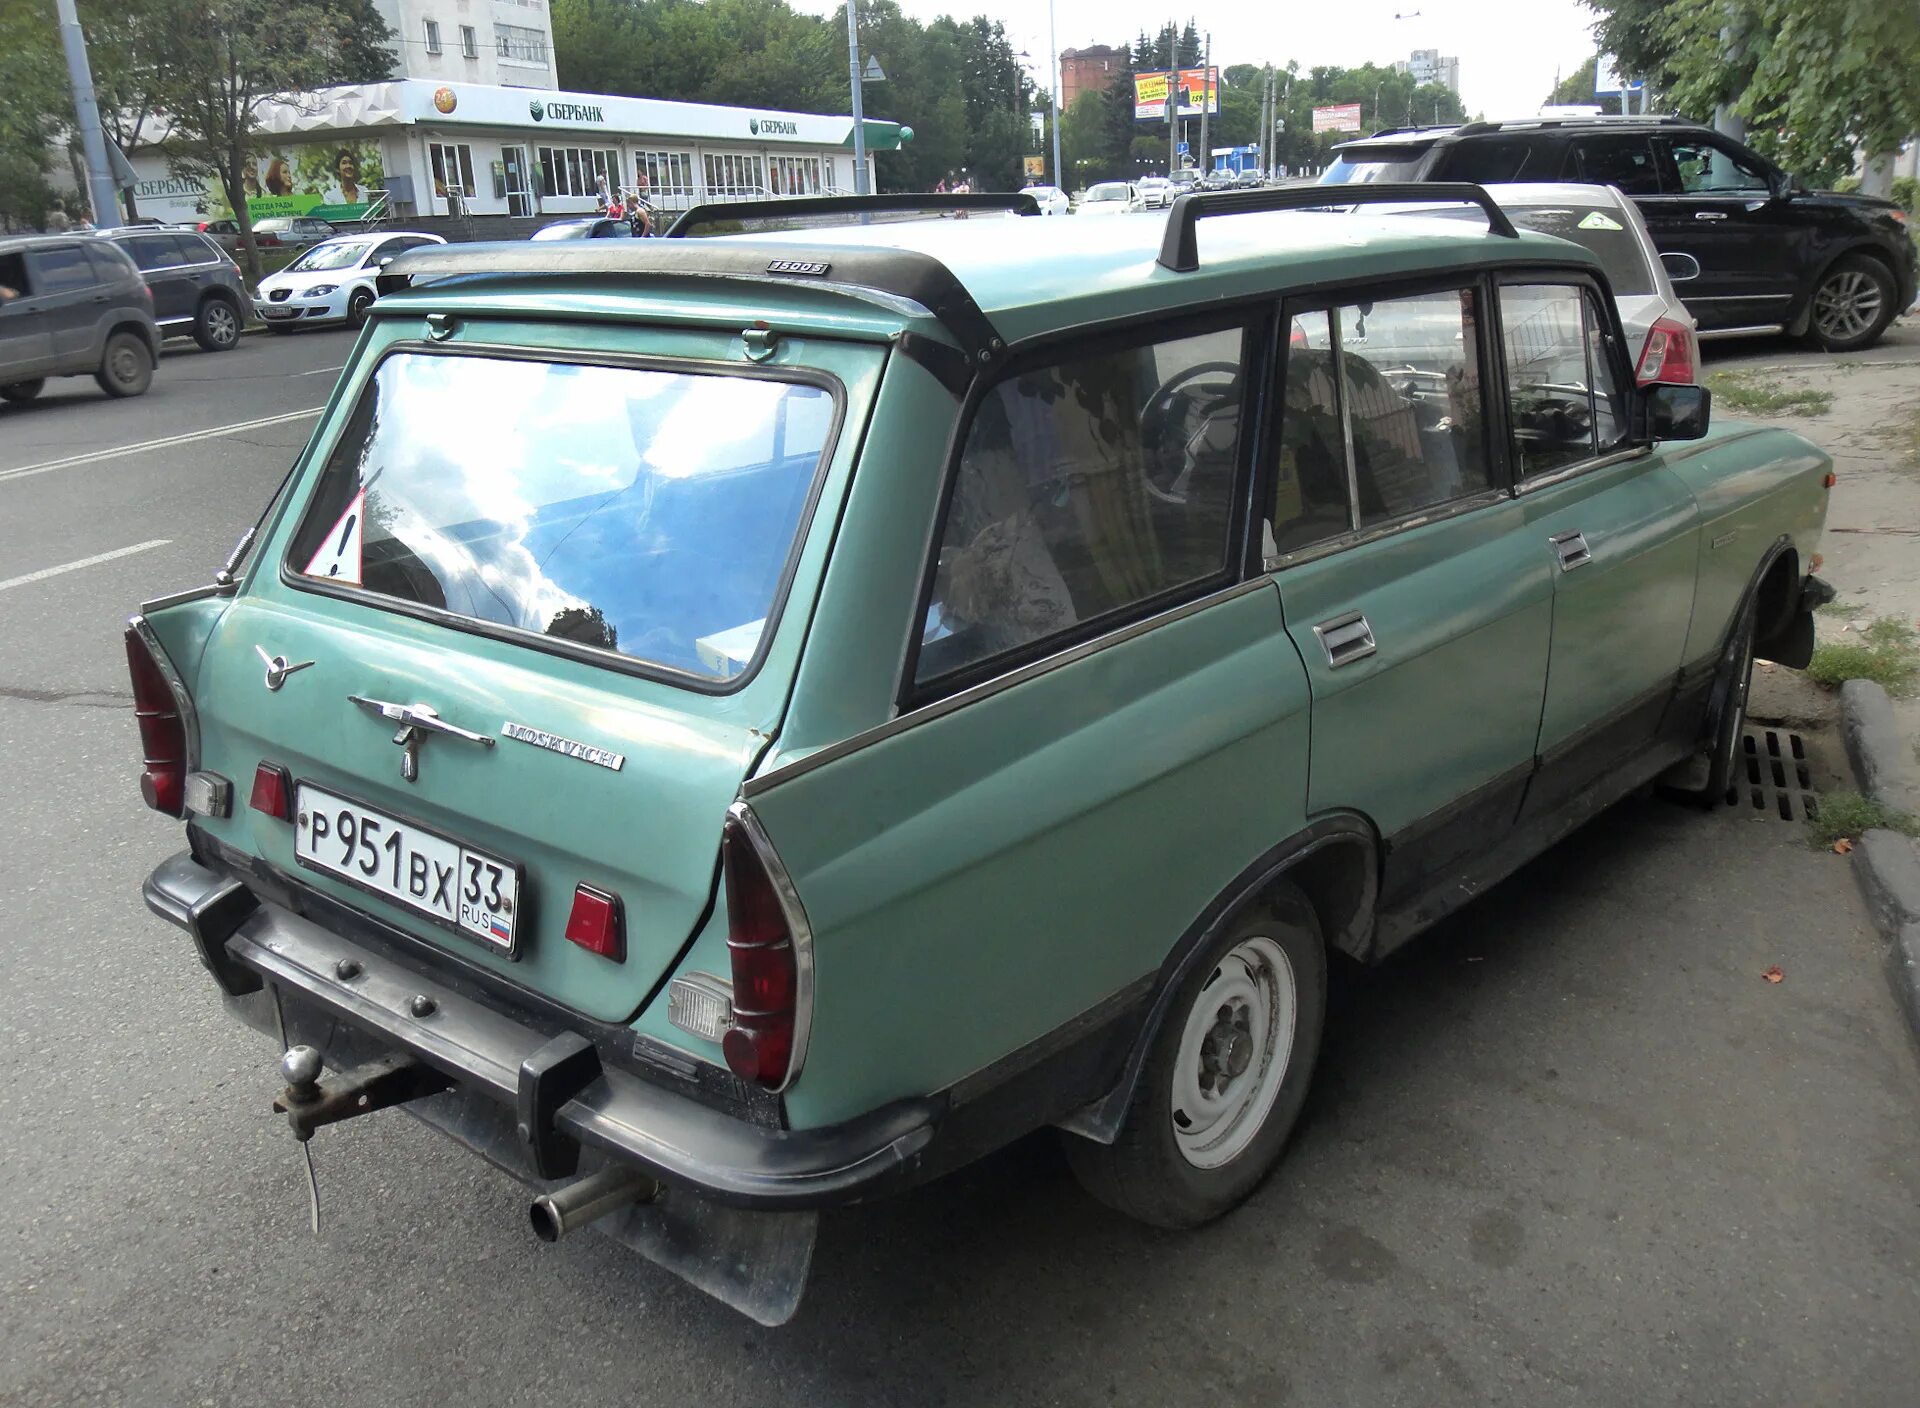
[1169,935,1297,1170]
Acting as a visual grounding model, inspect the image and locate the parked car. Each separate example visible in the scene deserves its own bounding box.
[195,219,242,254]
[1383,182,1701,384]
[1019,184,1073,216]
[248,216,338,250]
[1320,115,1918,351]
[96,227,249,353]
[531,217,636,240]
[133,185,1831,1326]
[253,231,446,331]
[1232,171,1267,189]
[1078,181,1142,217]
[0,234,158,402]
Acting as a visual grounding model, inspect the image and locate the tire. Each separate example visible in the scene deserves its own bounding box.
[94,331,153,398]
[1,378,45,403]
[1666,595,1755,808]
[1807,254,1896,353]
[193,295,242,352]
[346,288,374,328]
[1063,887,1327,1228]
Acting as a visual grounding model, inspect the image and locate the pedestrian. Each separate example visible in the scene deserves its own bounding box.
[45,199,70,233]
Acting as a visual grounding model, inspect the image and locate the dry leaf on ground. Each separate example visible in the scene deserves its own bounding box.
[1762,966,1784,984]
[1834,837,1855,854]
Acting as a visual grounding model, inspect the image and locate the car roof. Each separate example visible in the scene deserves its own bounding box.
[381,205,1600,353]
[1336,115,1706,155]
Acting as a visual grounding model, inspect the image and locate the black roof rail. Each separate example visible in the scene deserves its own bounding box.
[664,191,1039,238]
[1364,123,1461,139]
[1157,182,1519,273]
[373,239,1007,389]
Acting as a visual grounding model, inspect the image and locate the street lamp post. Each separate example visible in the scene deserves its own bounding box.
[1048,0,1063,189]
[53,0,119,227]
[845,0,869,194]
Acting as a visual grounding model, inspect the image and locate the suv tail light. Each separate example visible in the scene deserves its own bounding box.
[718,804,811,1091]
[1636,316,1697,386]
[125,622,189,816]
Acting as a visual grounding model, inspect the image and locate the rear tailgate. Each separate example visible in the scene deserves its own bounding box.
[181,319,884,1023]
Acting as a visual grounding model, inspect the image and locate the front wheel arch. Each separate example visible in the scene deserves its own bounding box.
[1056,813,1378,1147]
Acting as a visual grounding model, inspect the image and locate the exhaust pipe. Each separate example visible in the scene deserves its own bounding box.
[529,1165,660,1243]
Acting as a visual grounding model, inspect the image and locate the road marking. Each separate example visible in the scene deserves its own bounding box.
[298,364,346,376]
[0,406,324,485]
[0,539,171,592]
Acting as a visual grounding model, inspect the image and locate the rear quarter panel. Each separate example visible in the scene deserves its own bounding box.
[1662,421,1830,664]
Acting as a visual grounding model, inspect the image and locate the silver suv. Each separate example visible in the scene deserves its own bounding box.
[0,235,161,402]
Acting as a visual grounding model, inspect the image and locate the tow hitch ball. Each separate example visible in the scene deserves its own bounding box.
[273,1045,453,1141]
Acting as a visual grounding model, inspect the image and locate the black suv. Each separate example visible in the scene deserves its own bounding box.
[1321,116,1918,351]
[96,227,249,352]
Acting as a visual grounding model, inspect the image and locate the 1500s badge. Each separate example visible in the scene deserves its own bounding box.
[500,721,626,771]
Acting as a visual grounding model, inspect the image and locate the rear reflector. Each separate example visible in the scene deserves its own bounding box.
[1635,316,1697,386]
[718,805,810,1090]
[249,762,292,821]
[564,885,624,962]
[1822,474,1837,489]
[124,624,187,817]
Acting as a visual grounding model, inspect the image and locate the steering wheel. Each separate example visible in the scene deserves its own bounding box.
[1139,361,1240,503]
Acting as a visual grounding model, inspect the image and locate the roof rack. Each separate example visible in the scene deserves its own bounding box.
[1451,114,1692,135]
[664,192,1039,238]
[1157,182,1518,273]
[374,238,1007,390]
[1363,123,1462,139]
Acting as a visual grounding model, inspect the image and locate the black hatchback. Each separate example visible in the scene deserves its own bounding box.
[96,227,249,353]
[1321,116,1918,352]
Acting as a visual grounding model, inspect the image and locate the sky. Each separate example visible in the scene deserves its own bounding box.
[791,0,1608,124]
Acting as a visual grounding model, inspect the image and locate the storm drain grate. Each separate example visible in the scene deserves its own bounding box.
[1724,726,1817,821]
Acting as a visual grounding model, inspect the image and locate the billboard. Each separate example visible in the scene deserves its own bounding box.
[1133,68,1222,121]
[1024,155,1046,178]
[1311,103,1363,134]
[125,140,387,223]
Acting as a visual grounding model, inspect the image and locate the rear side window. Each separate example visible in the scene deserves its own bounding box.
[1563,135,1663,195]
[168,233,215,264]
[1498,284,1631,476]
[123,234,186,270]
[1270,287,1492,555]
[288,352,838,684]
[1439,139,1539,184]
[27,245,94,293]
[915,326,1247,686]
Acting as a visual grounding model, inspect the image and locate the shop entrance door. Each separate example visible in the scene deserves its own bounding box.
[501,145,534,217]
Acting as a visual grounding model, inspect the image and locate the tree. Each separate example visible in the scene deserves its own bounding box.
[146,0,394,279]
[1547,55,1602,108]
[0,2,63,230]
[75,0,179,218]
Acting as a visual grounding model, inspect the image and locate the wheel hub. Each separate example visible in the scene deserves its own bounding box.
[1168,936,1300,1170]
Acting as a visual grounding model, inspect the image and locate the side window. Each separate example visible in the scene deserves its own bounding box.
[1666,138,1770,195]
[122,235,177,270]
[1498,284,1630,477]
[1441,138,1537,185]
[1564,135,1663,195]
[1270,287,1492,554]
[82,243,131,283]
[26,245,94,293]
[167,234,214,265]
[916,326,1247,686]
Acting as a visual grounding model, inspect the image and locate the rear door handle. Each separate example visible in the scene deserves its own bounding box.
[1550,530,1592,571]
[1312,611,1377,668]
[1693,211,1728,221]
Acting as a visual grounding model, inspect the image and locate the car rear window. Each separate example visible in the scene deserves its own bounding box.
[1320,146,1431,184]
[1412,202,1655,296]
[288,351,839,684]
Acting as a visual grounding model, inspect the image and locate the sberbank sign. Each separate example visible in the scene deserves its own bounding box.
[749,117,799,136]
[528,100,606,123]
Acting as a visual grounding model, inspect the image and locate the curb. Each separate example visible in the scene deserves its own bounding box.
[1839,680,1920,1045]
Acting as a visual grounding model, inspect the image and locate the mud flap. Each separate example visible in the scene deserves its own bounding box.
[594,1191,818,1327]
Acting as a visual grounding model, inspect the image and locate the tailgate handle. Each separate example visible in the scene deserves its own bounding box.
[1313,611,1377,668]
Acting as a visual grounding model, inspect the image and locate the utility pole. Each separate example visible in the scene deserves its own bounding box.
[1197,36,1211,178]
[54,0,120,228]
[845,0,869,194]
[1048,0,1063,188]
[1259,67,1271,178]
[1167,70,1177,175]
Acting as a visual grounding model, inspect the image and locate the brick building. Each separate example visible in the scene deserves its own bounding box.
[1060,44,1128,112]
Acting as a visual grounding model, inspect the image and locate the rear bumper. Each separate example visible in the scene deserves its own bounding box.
[144,850,937,1209]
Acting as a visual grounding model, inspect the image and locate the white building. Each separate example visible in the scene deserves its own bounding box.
[117,79,907,229]
[368,0,558,90]
[1392,49,1461,96]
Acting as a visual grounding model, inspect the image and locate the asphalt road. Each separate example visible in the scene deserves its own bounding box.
[3,326,1919,1408]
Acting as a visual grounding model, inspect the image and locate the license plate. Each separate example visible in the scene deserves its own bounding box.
[262,306,296,318]
[294,784,521,954]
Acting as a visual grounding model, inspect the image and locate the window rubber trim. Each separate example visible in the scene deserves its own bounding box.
[276,337,849,698]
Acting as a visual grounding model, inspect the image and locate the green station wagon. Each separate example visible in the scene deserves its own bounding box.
[133,186,1833,1323]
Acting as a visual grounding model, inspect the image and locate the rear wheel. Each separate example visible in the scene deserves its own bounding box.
[1666,596,1755,807]
[1,378,45,403]
[1807,255,1896,352]
[94,332,153,398]
[1063,888,1326,1228]
[193,295,241,352]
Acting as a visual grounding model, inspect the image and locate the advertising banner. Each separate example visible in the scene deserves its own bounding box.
[1132,68,1221,121]
[1023,155,1046,178]
[1310,103,1364,134]
[126,140,386,223]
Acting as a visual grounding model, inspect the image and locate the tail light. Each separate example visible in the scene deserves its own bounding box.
[718,804,811,1090]
[125,622,189,816]
[1636,316,1697,386]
